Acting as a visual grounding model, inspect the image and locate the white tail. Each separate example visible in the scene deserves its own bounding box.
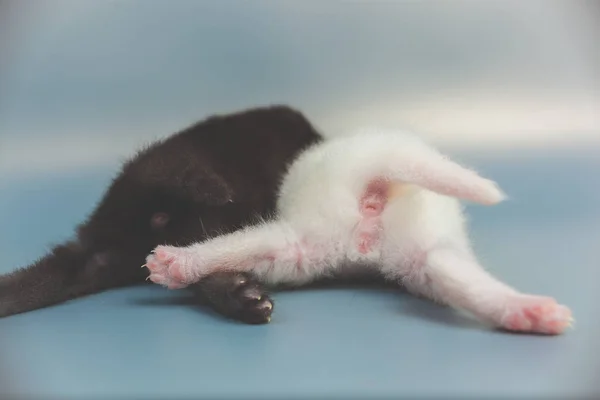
[397,154,506,205]
[345,130,507,205]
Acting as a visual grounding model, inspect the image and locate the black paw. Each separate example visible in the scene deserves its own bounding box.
[226,274,274,324]
[190,272,274,324]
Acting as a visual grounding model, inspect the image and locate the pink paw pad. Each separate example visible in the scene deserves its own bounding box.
[501,296,573,335]
[144,245,191,289]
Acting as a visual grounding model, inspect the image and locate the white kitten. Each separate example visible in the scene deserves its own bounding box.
[144,128,572,335]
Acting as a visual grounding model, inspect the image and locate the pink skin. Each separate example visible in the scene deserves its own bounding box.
[145,249,188,289]
[356,179,387,254]
[500,295,572,335]
[144,180,573,335]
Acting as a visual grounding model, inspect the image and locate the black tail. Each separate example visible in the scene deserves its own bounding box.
[0,240,145,318]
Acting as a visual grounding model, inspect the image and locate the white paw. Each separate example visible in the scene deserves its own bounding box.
[144,245,196,289]
[500,295,573,335]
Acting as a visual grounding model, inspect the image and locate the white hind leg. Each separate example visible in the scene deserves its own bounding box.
[144,220,328,289]
[391,247,573,335]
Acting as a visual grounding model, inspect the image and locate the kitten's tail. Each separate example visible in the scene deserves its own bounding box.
[0,240,143,318]
[351,130,506,205]
[393,153,506,205]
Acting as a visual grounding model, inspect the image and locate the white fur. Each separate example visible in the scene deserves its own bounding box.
[145,128,572,334]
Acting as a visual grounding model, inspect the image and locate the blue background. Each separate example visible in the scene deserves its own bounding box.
[1,1,598,398]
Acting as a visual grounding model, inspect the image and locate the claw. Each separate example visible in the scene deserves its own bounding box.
[141,264,147,269]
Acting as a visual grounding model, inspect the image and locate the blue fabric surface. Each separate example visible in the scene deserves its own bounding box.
[1,153,598,399]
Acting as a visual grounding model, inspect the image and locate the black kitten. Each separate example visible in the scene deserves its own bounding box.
[0,105,323,323]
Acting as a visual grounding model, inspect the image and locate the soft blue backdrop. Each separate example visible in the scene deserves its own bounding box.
[1,1,598,398]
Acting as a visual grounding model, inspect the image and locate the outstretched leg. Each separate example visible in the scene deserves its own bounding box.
[145,220,324,289]
[389,247,573,335]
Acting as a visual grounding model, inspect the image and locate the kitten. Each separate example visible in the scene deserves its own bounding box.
[0,105,323,323]
[145,127,573,334]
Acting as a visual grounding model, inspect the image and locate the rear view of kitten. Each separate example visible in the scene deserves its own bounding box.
[0,105,322,323]
[146,128,573,334]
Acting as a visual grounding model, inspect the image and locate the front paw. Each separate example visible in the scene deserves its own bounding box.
[144,245,196,289]
[218,273,274,324]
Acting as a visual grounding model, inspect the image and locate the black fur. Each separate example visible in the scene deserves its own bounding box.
[0,105,322,323]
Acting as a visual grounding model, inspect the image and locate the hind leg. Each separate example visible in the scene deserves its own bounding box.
[389,247,573,335]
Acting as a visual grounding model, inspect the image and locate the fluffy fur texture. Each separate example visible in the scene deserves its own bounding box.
[146,128,573,334]
[0,105,322,323]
